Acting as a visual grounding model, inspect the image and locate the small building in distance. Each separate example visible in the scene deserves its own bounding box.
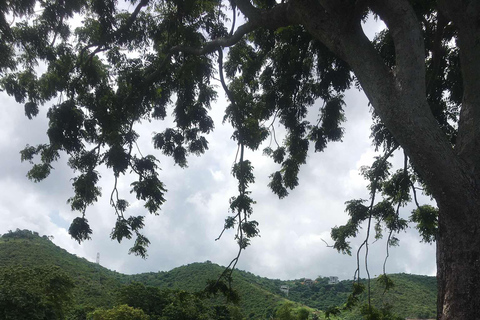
[328,276,339,285]
[280,285,289,296]
[304,278,314,286]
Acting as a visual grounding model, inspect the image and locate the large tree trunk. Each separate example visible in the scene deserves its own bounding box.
[437,200,480,319]
[288,0,480,319]
[436,2,480,318]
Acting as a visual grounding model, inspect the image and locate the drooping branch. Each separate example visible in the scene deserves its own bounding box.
[353,146,398,307]
[382,152,408,294]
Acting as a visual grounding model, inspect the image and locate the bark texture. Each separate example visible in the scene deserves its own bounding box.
[285,0,480,319]
[436,201,480,319]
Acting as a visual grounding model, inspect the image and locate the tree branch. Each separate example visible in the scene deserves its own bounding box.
[426,12,448,97]
[370,0,426,91]
[217,49,236,106]
[235,0,259,20]
[119,0,150,35]
[439,1,480,181]
[171,21,255,56]
[235,0,292,30]
[291,0,470,206]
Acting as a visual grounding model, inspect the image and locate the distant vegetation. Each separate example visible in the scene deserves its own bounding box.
[0,229,436,319]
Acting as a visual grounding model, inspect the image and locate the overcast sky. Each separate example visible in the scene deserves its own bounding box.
[0,15,436,281]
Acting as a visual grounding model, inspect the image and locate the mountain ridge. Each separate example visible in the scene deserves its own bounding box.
[0,229,436,319]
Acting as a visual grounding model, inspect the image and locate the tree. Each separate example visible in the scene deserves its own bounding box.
[89,305,150,320]
[0,266,75,320]
[296,308,310,320]
[116,282,220,320]
[0,0,478,319]
[274,303,295,320]
[273,303,311,320]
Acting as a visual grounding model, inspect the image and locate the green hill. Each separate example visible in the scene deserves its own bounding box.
[0,230,312,319]
[0,229,129,308]
[128,262,306,319]
[0,229,437,319]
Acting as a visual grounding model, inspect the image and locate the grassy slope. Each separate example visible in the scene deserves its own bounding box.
[0,230,436,319]
[0,232,129,308]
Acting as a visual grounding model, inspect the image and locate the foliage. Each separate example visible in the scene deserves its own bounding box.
[274,303,310,320]
[275,303,296,320]
[358,304,403,320]
[116,282,170,317]
[128,262,284,319]
[296,308,310,320]
[0,265,74,320]
[410,205,438,244]
[0,0,351,260]
[117,282,213,320]
[0,229,130,309]
[89,304,149,320]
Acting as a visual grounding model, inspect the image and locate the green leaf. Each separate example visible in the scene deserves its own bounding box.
[68,217,92,243]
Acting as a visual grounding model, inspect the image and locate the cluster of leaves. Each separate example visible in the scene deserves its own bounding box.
[215,22,352,292]
[223,24,350,199]
[1,0,356,260]
[328,148,437,318]
[1,0,231,256]
[331,153,411,257]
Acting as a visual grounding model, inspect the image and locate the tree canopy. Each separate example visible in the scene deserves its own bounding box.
[0,266,74,320]
[1,0,480,318]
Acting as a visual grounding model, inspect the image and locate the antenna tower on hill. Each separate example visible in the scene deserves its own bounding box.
[95,252,101,284]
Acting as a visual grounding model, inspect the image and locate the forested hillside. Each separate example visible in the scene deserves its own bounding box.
[129,262,296,319]
[0,229,129,308]
[0,230,313,319]
[0,230,436,319]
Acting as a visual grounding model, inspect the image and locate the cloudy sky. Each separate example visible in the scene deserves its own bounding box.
[0,14,436,281]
